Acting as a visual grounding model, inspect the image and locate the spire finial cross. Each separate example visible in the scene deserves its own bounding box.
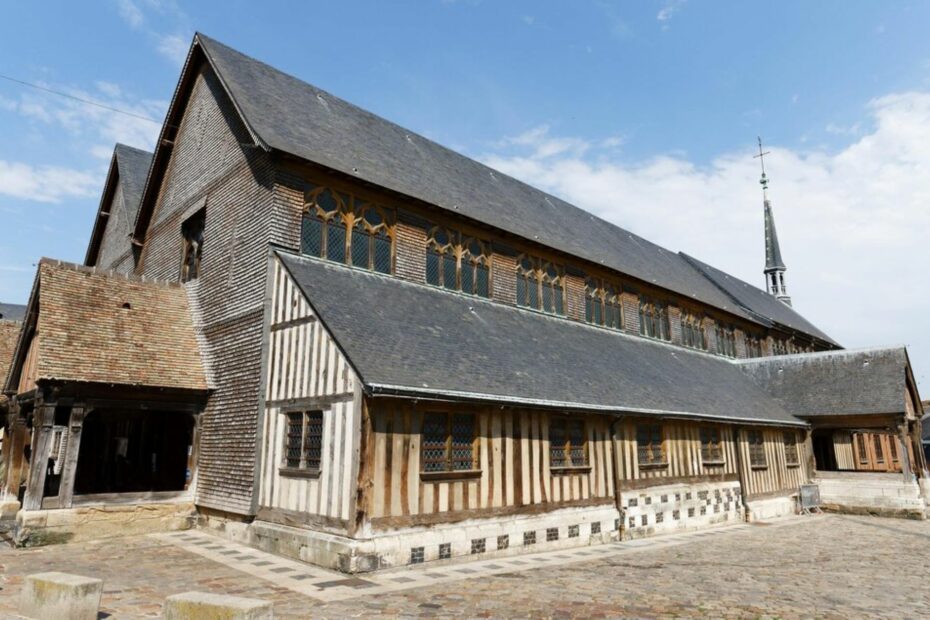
[754,136,771,190]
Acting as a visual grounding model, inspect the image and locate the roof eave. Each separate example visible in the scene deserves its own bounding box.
[366,382,809,428]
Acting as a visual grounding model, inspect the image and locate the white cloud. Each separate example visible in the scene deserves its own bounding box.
[0,161,100,203]
[6,81,165,155]
[117,0,144,28]
[481,92,930,389]
[157,33,189,65]
[657,0,687,25]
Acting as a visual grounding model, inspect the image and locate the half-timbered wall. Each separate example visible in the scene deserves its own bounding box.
[257,259,360,531]
[738,427,810,498]
[612,419,740,486]
[365,403,615,528]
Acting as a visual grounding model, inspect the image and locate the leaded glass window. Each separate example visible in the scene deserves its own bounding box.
[681,312,707,350]
[516,256,565,315]
[747,430,767,468]
[700,427,724,463]
[873,434,884,464]
[425,228,491,297]
[549,417,588,468]
[301,186,394,273]
[715,324,738,358]
[746,335,764,358]
[420,412,478,473]
[783,431,800,466]
[636,423,666,467]
[282,410,323,472]
[584,278,623,330]
[856,433,869,463]
[638,297,670,341]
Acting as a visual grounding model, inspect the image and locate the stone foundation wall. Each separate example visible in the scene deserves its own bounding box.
[745,494,798,521]
[242,504,621,573]
[620,480,743,538]
[13,502,196,547]
[814,472,928,519]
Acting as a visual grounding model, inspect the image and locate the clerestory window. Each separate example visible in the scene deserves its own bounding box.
[301,186,394,273]
[639,296,670,341]
[516,255,565,315]
[425,227,491,297]
[681,312,707,351]
[584,278,624,330]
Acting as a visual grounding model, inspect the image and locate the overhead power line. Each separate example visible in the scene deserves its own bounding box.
[0,73,161,124]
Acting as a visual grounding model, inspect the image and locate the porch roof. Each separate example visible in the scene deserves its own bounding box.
[4,260,208,394]
[738,347,908,417]
[278,252,806,427]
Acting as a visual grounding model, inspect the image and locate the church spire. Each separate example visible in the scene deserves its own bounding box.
[755,137,791,306]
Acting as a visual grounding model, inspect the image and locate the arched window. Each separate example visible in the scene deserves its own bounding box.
[584,278,623,330]
[301,186,394,273]
[638,296,670,341]
[516,256,564,315]
[425,228,491,297]
[745,335,764,358]
[680,312,707,350]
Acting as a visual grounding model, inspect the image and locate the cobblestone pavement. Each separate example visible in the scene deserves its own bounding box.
[1,514,929,618]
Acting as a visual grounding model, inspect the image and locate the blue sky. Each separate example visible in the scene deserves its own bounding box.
[1,1,929,389]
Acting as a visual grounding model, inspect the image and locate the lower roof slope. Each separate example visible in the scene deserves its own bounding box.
[5,260,207,393]
[681,254,837,346]
[738,348,907,417]
[279,252,804,427]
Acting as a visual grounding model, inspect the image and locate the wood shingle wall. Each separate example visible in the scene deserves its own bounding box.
[137,65,277,515]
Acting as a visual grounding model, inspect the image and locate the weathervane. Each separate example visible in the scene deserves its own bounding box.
[754,136,771,191]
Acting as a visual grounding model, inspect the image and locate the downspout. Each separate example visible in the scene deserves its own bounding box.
[732,425,750,522]
[609,416,625,539]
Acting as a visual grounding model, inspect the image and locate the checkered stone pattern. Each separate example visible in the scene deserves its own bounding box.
[621,480,743,539]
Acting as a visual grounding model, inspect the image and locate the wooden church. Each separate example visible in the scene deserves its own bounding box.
[0,34,926,571]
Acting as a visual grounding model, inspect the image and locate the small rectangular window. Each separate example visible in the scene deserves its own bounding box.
[747,430,767,468]
[636,423,666,467]
[549,417,588,468]
[856,433,869,463]
[180,208,205,282]
[873,434,884,464]
[783,431,800,466]
[700,427,724,464]
[420,412,477,473]
[282,410,323,473]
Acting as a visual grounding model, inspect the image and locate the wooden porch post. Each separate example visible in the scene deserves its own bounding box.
[23,403,55,511]
[909,421,929,478]
[897,424,913,482]
[5,416,28,500]
[56,406,86,509]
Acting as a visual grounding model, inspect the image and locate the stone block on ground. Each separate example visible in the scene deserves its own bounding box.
[164,591,274,619]
[20,571,103,620]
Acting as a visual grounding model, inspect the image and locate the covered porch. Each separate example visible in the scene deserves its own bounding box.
[1,260,209,544]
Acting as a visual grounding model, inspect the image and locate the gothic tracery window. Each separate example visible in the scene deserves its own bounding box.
[638,296,670,341]
[516,255,565,315]
[425,227,491,297]
[746,334,764,358]
[584,278,623,330]
[715,324,738,358]
[301,186,394,273]
[680,312,707,350]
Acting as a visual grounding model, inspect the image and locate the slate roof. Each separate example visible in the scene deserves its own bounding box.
[738,348,907,417]
[0,303,26,322]
[5,260,207,393]
[278,252,805,427]
[764,198,787,271]
[85,144,153,266]
[186,34,800,328]
[681,254,836,345]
